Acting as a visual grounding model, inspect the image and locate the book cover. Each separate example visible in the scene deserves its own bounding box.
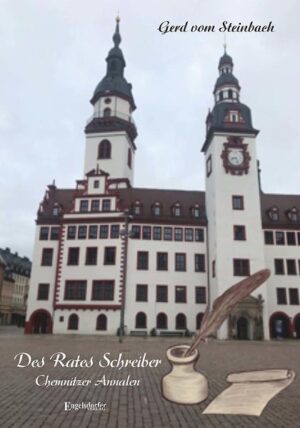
[0,1,299,427]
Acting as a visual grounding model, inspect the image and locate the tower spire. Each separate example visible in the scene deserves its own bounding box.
[113,15,121,47]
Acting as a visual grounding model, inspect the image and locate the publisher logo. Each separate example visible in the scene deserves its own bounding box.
[64,402,107,411]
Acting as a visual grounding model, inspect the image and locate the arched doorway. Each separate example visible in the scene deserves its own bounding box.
[31,310,52,334]
[269,312,290,338]
[196,313,204,330]
[156,313,167,329]
[135,312,147,329]
[237,316,249,340]
[96,314,107,331]
[176,313,186,330]
[293,314,300,339]
[68,314,79,330]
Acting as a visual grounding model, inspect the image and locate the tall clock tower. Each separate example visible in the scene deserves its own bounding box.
[202,49,269,340]
[84,18,137,184]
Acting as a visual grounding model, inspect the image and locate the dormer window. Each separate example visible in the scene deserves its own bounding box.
[98,140,111,159]
[53,205,60,216]
[152,202,162,216]
[172,203,182,217]
[287,208,298,223]
[133,201,142,215]
[268,207,279,222]
[192,205,201,218]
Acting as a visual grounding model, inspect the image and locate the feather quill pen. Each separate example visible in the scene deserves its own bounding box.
[185,269,270,357]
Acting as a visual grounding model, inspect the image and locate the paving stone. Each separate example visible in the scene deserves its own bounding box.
[0,327,300,427]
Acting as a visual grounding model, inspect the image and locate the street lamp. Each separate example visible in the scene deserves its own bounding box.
[118,209,133,343]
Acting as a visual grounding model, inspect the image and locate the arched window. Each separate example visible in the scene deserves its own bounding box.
[156,313,167,329]
[96,314,107,331]
[98,140,111,159]
[228,89,233,99]
[176,313,186,330]
[152,202,161,216]
[196,313,204,330]
[135,312,147,329]
[133,201,142,215]
[128,148,132,168]
[68,314,79,330]
[172,202,182,217]
[103,108,111,117]
[268,207,279,222]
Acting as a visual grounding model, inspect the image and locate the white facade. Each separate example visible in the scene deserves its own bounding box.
[25,24,300,340]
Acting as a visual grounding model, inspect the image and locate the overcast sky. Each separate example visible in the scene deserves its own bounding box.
[1,0,300,259]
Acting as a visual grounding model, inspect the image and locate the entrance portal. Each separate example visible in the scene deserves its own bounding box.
[31,310,52,334]
[237,316,249,340]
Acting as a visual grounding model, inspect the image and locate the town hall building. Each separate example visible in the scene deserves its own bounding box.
[25,19,300,340]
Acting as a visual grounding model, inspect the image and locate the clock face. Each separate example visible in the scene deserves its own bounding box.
[228,150,244,166]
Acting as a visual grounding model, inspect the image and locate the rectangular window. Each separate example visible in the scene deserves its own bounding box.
[67,248,79,266]
[92,280,114,301]
[174,228,183,241]
[275,231,285,245]
[88,225,98,239]
[41,249,53,266]
[195,254,205,272]
[234,225,246,241]
[212,260,216,277]
[137,251,148,270]
[153,227,162,240]
[195,286,206,304]
[274,259,285,275]
[142,226,151,240]
[132,225,141,239]
[175,253,186,271]
[232,195,244,210]
[276,288,287,305]
[94,180,99,189]
[99,225,108,239]
[78,226,87,239]
[175,286,187,303]
[156,285,168,302]
[289,288,299,305]
[91,200,100,212]
[85,247,98,265]
[233,259,250,276]
[50,227,60,240]
[297,232,300,245]
[163,227,172,241]
[110,225,120,239]
[264,231,274,245]
[67,226,76,240]
[136,284,148,302]
[195,228,204,242]
[39,227,49,240]
[185,228,193,242]
[37,283,49,300]
[104,247,116,265]
[102,199,111,212]
[80,200,89,212]
[157,252,168,271]
[65,280,87,300]
[287,232,296,246]
[287,259,297,275]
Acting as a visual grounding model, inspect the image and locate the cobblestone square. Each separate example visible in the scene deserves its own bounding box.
[0,327,299,428]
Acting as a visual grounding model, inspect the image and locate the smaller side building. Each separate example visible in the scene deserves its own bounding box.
[0,248,31,326]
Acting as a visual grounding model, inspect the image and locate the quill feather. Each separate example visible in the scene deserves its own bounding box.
[185,269,270,356]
